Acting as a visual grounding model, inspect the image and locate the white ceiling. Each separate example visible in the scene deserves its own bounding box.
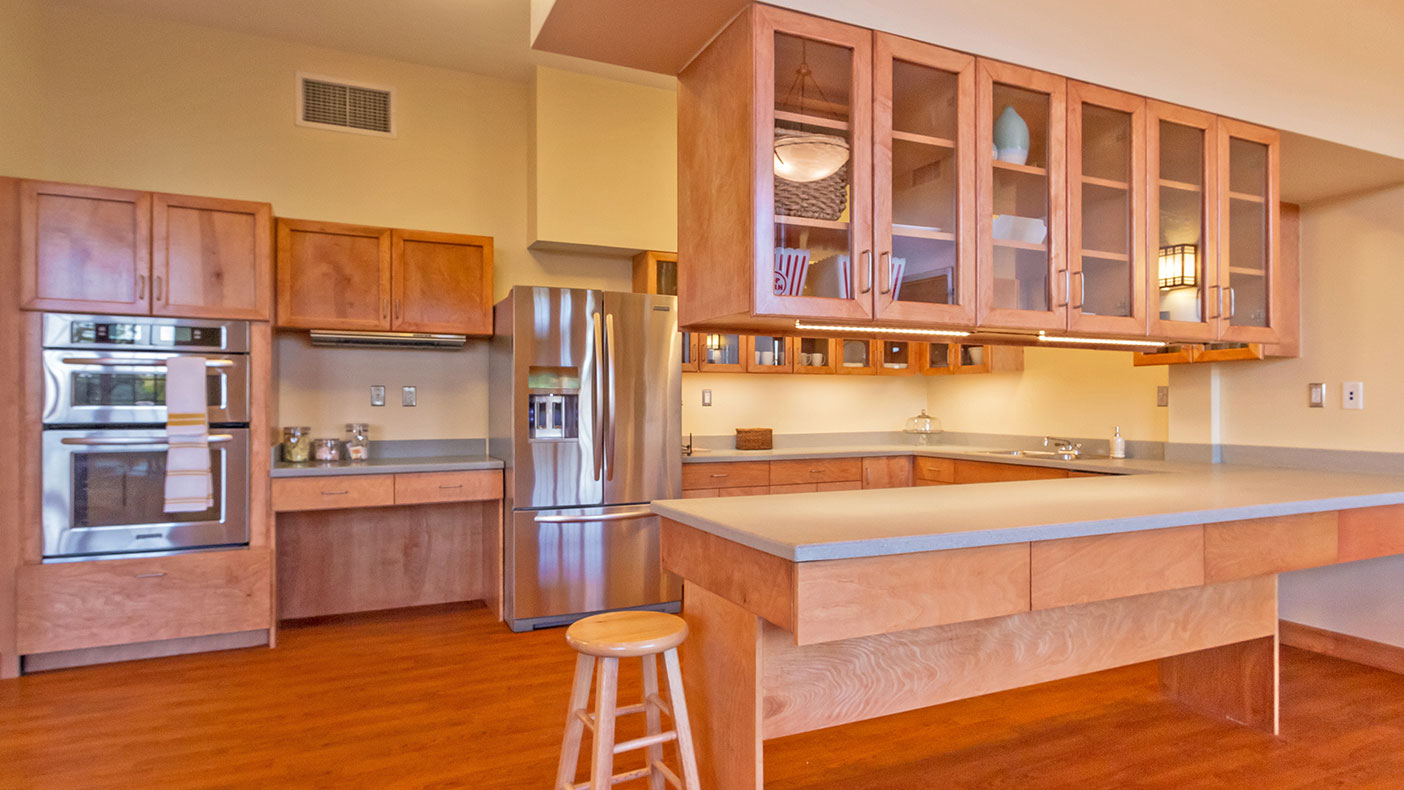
[61,0,676,88]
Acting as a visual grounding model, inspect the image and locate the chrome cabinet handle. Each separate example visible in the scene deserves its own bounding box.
[137,274,148,299]
[1227,287,1236,319]
[878,251,891,295]
[591,312,605,482]
[394,299,401,319]
[321,490,349,496]
[858,250,873,295]
[61,357,234,368]
[1072,271,1085,309]
[135,572,166,579]
[382,299,389,320]
[1208,285,1221,319]
[1056,267,1070,308]
[61,434,233,446]
[154,275,164,302]
[535,508,654,524]
[438,484,463,490]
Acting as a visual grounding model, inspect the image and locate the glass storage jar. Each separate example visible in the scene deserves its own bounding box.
[345,423,370,461]
[312,438,341,463]
[281,426,312,463]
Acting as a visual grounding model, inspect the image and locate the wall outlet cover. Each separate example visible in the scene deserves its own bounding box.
[1308,382,1324,408]
[402,386,417,407]
[702,389,712,407]
[1343,381,1364,410]
[1156,386,1169,407]
[370,385,386,407]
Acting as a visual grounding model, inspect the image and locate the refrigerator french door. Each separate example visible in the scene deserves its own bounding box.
[491,287,681,631]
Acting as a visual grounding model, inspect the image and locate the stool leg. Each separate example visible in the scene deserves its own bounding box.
[641,654,665,790]
[556,654,595,790]
[590,657,620,790]
[662,648,702,790]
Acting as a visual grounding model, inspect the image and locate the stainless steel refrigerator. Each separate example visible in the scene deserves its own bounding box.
[489,286,682,632]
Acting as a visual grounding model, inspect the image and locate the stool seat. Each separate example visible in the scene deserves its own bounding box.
[565,611,688,658]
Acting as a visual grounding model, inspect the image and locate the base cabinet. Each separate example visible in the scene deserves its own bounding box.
[680,455,1091,499]
[16,549,272,655]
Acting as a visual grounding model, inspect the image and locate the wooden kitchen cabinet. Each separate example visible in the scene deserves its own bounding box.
[873,339,918,375]
[682,461,771,493]
[153,193,272,320]
[793,337,837,373]
[680,331,700,372]
[744,335,794,373]
[1147,102,1218,342]
[835,338,878,374]
[1067,82,1146,336]
[632,250,678,296]
[976,59,1067,331]
[862,456,913,488]
[1217,119,1281,344]
[19,180,274,320]
[276,219,493,335]
[19,181,152,315]
[697,332,745,372]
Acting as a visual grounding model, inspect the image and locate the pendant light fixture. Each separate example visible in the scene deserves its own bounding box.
[773,40,850,183]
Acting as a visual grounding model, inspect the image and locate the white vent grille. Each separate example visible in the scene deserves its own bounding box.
[298,74,394,137]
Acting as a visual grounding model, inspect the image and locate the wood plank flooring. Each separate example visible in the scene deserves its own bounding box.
[3,603,1404,789]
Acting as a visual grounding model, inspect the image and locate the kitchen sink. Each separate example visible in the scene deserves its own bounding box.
[978,449,1083,461]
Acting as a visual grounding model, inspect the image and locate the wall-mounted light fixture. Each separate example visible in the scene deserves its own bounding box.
[1158,243,1197,289]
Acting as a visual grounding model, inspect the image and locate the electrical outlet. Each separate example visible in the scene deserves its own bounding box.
[370,385,386,407]
[1156,386,1169,408]
[1343,381,1364,410]
[702,389,712,407]
[1308,383,1324,408]
[402,386,417,407]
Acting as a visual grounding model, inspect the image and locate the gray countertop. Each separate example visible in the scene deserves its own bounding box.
[271,454,503,478]
[655,456,1404,562]
[682,442,1163,475]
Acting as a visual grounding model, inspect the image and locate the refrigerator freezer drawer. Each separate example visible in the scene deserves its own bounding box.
[508,506,681,629]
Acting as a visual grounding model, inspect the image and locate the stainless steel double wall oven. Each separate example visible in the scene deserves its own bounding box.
[40,313,251,561]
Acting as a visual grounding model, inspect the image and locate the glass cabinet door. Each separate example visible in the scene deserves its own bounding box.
[1218,119,1280,343]
[920,342,955,375]
[1068,82,1146,336]
[758,7,874,321]
[1147,101,1219,342]
[874,340,916,375]
[976,60,1067,330]
[745,335,793,373]
[697,333,744,372]
[680,331,698,372]
[872,34,975,326]
[793,337,835,373]
[836,338,876,374]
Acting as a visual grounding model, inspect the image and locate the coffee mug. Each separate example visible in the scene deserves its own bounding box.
[799,352,813,366]
[760,350,775,366]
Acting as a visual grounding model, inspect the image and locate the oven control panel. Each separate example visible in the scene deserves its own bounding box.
[42,313,250,354]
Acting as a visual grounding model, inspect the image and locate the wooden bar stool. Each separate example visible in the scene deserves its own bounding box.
[556,611,701,790]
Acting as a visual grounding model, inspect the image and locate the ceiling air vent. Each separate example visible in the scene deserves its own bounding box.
[297,74,394,137]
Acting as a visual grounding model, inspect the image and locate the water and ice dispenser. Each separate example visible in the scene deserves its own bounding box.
[526,367,580,441]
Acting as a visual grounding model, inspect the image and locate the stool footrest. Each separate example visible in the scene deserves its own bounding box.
[565,764,655,790]
[652,759,684,790]
[613,729,678,755]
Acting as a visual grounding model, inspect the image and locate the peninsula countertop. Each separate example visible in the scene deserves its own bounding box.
[681,442,1163,475]
[653,459,1404,562]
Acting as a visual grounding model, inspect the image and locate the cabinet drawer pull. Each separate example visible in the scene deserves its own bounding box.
[438,484,463,490]
[709,473,728,478]
[810,469,822,475]
[321,490,349,496]
[135,572,166,579]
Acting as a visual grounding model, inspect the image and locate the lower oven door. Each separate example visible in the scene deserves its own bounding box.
[41,428,250,560]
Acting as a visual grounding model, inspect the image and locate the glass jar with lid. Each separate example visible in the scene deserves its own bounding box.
[345,423,370,462]
[904,409,942,446]
[312,438,341,463]
[281,426,312,463]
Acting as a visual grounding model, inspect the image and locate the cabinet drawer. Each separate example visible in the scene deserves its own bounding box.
[719,485,771,497]
[953,461,1068,484]
[17,549,271,654]
[914,457,955,483]
[273,474,396,512]
[817,480,861,492]
[770,458,862,485]
[682,461,770,490]
[771,483,818,495]
[394,470,502,505]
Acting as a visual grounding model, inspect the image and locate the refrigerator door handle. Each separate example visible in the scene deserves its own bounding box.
[605,312,618,481]
[592,311,605,481]
[534,507,654,524]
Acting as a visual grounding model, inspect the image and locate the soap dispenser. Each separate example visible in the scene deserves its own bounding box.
[1110,426,1126,459]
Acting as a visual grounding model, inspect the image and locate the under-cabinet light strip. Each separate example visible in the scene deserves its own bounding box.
[793,321,971,338]
[1036,331,1165,348]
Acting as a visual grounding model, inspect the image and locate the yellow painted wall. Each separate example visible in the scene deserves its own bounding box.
[17,2,635,440]
[928,348,1169,442]
[683,374,929,437]
[780,0,1404,160]
[0,0,43,176]
[530,66,677,252]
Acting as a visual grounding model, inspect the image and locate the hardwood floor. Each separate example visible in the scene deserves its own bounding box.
[3,603,1404,789]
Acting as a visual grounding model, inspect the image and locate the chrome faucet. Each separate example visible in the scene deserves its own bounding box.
[1043,436,1082,458]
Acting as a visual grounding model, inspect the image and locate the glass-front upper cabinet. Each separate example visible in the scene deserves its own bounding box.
[872,34,975,326]
[874,340,917,375]
[1067,82,1146,336]
[836,338,876,374]
[1147,102,1218,341]
[1218,119,1280,343]
[760,8,873,322]
[680,332,698,372]
[697,333,744,373]
[976,60,1067,330]
[745,335,793,373]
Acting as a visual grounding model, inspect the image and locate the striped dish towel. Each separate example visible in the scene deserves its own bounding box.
[164,356,212,513]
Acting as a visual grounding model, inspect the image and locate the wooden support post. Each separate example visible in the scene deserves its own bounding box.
[680,582,764,790]
[1160,633,1280,734]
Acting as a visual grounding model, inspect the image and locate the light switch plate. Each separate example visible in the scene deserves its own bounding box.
[370,385,386,407]
[1307,382,1324,408]
[1343,381,1364,410]
[702,389,712,407]
[1156,386,1169,408]
[402,386,417,407]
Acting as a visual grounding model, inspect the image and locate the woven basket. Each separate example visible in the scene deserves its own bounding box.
[735,428,773,451]
[774,130,848,222]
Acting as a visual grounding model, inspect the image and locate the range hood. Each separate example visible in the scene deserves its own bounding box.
[308,330,467,350]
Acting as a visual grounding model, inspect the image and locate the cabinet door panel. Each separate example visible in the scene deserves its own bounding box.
[975,60,1067,331]
[276,218,391,330]
[20,181,151,315]
[1147,102,1219,342]
[873,34,976,326]
[1067,82,1146,336]
[862,456,913,488]
[153,193,271,320]
[391,229,493,335]
[1218,119,1281,344]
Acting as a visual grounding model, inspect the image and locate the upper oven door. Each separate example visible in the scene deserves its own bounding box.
[42,351,249,426]
[41,427,250,560]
